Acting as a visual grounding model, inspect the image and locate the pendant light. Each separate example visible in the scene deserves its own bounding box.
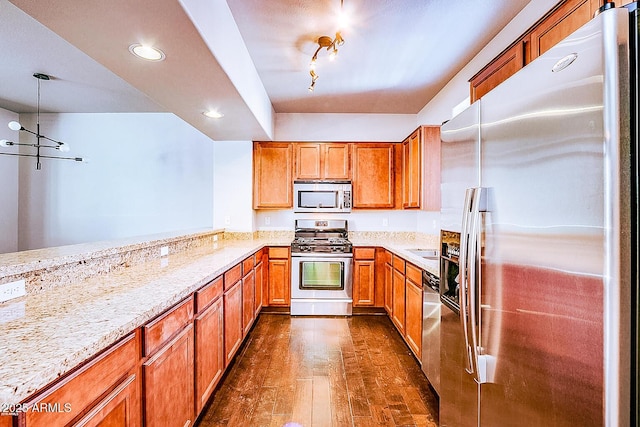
[0,73,87,170]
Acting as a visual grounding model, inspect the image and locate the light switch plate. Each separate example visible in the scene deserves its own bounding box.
[0,279,26,304]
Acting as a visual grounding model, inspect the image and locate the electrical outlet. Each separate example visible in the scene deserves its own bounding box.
[382,218,389,227]
[0,279,26,304]
[224,216,231,225]
[160,246,169,257]
[265,216,271,225]
[213,234,218,242]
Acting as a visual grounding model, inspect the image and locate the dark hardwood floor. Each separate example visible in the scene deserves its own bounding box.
[196,314,439,427]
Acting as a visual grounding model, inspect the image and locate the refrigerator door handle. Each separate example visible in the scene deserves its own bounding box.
[459,188,475,375]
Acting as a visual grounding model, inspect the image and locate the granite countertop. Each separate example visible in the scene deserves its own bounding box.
[0,235,437,405]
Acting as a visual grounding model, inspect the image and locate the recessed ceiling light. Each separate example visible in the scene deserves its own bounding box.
[203,110,224,119]
[128,44,165,61]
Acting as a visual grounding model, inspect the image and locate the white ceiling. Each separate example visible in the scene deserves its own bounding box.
[0,0,531,141]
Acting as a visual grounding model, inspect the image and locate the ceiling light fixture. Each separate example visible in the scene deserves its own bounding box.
[128,43,166,61]
[203,110,224,119]
[0,73,87,170]
[307,0,346,93]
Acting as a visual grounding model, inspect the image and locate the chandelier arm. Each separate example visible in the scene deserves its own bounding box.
[0,152,84,162]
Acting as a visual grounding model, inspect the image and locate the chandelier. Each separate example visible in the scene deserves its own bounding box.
[0,73,86,170]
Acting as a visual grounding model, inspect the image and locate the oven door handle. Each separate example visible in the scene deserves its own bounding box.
[291,253,353,259]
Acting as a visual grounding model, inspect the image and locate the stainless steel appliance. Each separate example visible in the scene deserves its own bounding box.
[290,219,353,315]
[439,4,637,426]
[421,268,441,395]
[293,181,352,213]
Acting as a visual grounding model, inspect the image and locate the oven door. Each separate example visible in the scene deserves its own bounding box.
[291,254,352,300]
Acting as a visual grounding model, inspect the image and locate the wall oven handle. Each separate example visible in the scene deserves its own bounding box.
[459,188,475,375]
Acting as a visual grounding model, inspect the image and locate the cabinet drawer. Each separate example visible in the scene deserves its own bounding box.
[144,297,194,356]
[406,263,422,285]
[23,332,140,427]
[242,255,255,273]
[392,255,405,273]
[354,247,376,260]
[254,248,265,260]
[195,276,223,313]
[269,247,289,259]
[224,263,242,290]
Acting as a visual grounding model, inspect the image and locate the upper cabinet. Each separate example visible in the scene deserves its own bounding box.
[352,143,398,209]
[529,0,602,61]
[294,143,350,180]
[401,126,441,211]
[253,142,293,209]
[470,0,604,102]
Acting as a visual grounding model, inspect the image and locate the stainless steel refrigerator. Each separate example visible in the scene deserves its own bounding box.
[439,3,637,426]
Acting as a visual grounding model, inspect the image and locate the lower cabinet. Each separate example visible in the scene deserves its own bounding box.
[405,264,424,359]
[254,256,264,317]
[19,332,141,427]
[267,247,291,307]
[143,324,195,427]
[194,295,224,415]
[391,267,406,334]
[242,268,256,336]
[224,279,243,365]
[353,247,376,307]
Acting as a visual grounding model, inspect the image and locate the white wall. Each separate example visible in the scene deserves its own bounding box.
[212,140,254,232]
[17,112,214,251]
[276,113,417,141]
[0,107,19,253]
[417,0,559,124]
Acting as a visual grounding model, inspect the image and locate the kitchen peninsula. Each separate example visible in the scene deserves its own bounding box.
[0,229,438,426]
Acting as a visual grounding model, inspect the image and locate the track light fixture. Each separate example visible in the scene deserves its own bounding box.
[0,73,87,170]
[307,0,346,93]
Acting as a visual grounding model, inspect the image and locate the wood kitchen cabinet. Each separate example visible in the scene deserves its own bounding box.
[253,142,293,209]
[384,251,393,315]
[353,247,376,307]
[294,142,350,180]
[224,264,243,364]
[254,249,265,318]
[391,256,406,334]
[143,324,195,427]
[405,263,423,359]
[267,247,291,307]
[194,276,225,415]
[20,332,141,427]
[529,0,602,60]
[403,130,421,209]
[242,255,256,336]
[470,41,525,102]
[470,0,604,102]
[352,143,398,209]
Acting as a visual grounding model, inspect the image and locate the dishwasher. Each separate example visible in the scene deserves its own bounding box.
[421,269,440,395]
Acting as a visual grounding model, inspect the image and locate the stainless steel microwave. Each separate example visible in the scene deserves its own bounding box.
[293,181,352,213]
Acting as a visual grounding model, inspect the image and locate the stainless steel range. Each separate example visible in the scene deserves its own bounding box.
[290,219,353,316]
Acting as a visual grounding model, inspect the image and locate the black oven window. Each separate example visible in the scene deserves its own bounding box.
[299,261,344,290]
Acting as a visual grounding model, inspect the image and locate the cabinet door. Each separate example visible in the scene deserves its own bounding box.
[242,269,255,336]
[391,268,406,334]
[323,143,350,179]
[295,143,322,179]
[268,258,290,306]
[352,143,396,208]
[194,296,224,415]
[254,260,263,317]
[422,126,441,211]
[402,130,421,209]
[253,142,293,208]
[470,41,524,102]
[353,259,376,307]
[224,280,243,364]
[384,262,393,315]
[143,325,194,427]
[405,278,423,359]
[70,374,139,427]
[530,0,602,61]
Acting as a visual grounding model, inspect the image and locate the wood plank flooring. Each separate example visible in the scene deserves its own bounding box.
[196,314,439,427]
